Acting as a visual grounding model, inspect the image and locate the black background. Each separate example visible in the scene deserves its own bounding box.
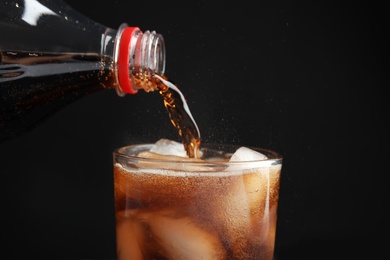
[0,0,386,259]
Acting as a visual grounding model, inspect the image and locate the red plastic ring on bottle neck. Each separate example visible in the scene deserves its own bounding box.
[118,26,139,94]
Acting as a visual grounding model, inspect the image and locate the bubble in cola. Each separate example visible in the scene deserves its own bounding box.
[113,139,282,260]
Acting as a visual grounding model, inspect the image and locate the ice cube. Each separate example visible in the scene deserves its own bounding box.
[136,150,211,171]
[115,210,146,259]
[130,209,227,259]
[227,146,268,171]
[229,146,268,162]
[150,138,187,157]
[135,138,211,171]
[203,172,264,257]
[202,147,280,257]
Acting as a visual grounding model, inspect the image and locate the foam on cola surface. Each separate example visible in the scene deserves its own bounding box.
[149,138,188,157]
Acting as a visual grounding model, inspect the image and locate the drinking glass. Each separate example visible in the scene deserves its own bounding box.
[113,142,283,260]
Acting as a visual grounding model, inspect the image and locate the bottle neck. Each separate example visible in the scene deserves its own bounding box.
[111,23,166,96]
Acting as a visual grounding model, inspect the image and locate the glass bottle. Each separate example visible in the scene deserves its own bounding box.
[0,0,166,142]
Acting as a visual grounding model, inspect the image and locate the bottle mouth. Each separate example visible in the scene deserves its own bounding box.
[138,30,166,76]
[115,24,166,95]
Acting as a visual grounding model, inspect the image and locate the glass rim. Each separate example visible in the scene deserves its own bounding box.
[113,143,283,167]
